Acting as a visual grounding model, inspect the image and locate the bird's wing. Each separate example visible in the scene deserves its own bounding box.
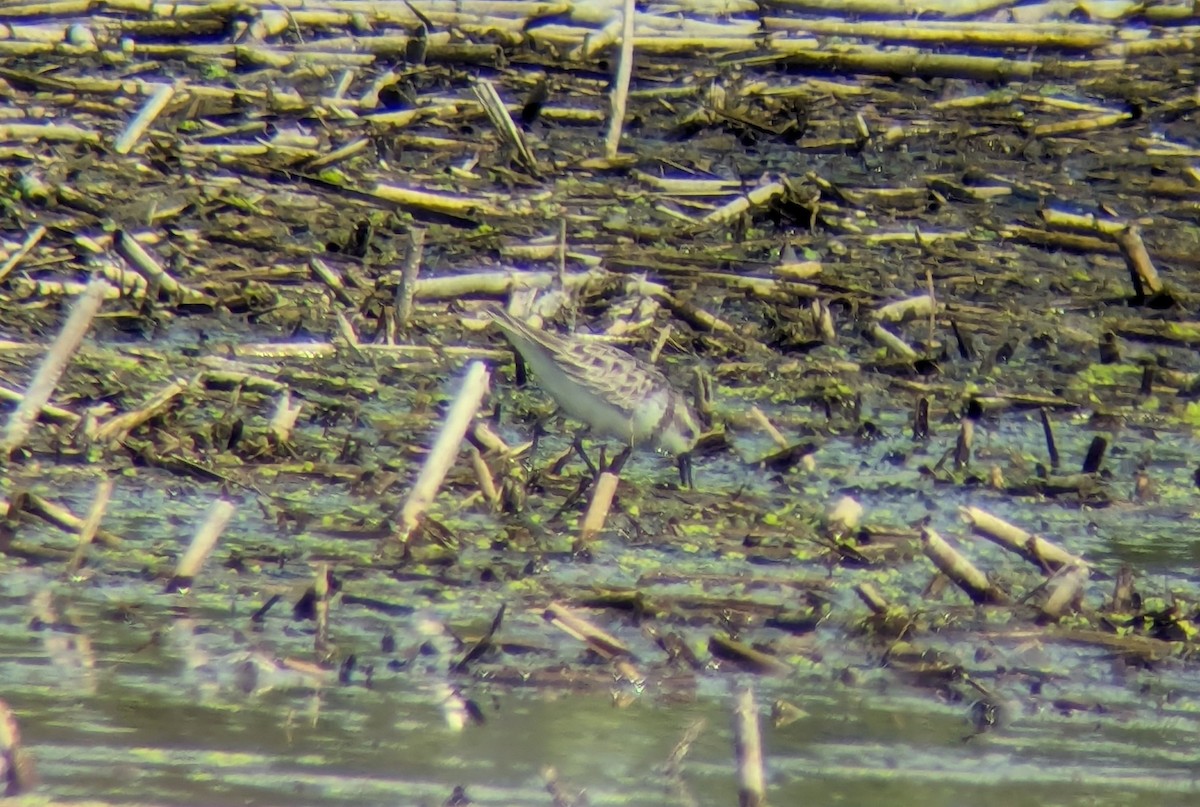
[488,307,669,419]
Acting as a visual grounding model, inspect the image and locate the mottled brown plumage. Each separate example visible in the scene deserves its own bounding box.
[487,307,700,457]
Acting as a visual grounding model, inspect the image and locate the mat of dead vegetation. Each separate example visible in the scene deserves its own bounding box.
[1,1,1200,805]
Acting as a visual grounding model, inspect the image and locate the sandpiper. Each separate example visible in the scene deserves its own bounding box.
[486,306,700,485]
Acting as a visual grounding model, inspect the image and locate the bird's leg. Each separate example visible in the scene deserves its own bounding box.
[570,429,600,478]
[531,417,547,459]
[678,452,694,489]
[607,445,632,476]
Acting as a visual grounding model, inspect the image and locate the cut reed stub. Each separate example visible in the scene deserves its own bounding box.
[395,361,490,546]
[579,470,620,541]
[165,499,236,593]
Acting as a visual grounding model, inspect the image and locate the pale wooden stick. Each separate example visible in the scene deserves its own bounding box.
[20,493,120,547]
[396,361,490,544]
[92,377,191,444]
[732,685,766,807]
[468,445,499,509]
[65,477,114,576]
[113,231,199,301]
[749,406,788,448]
[1114,225,1164,296]
[960,506,1085,572]
[580,471,620,540]
[471,78,540,176]
[313,562,330,654]
[826,496,863,541]
[113,82,176,154]
[0,697,37,795]
[309,257,355,306]
[0,385,80,426]
[269,390,302,443]
[544,601,632,660]
[169,499,235,588]
[869,322,919,359]
[922,528,1007,604]
[2,278,110,456]
[413,267,605,299]
[876,294,936,323]
[854,582,890,614]
[0,223,46,284]
[696,180,784,227]
[396,227,424,331]
[604,0,636,158]
[1040,565,1089,620]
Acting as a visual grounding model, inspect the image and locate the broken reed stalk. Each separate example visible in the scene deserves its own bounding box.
[268,390,302,443]
[854,582,890,614]
[544,601,632,660]
[691,367,715,423]
[467,445,500,508]
[1039,408,1060,468]
[648,321,673,364]
[467,419,511,454]
[471,79,541,177]
[869,322,919,359]
[0,697,37,796]
[92,376,191,444]
[954,415,973,468]
[396,227,424,331]
[825,495,863,541]
[314,562,330,655]
[65,477,114,576]
[711,635,792,675]
[0,223,46,285]
[309,257,355,307]
[749,406,788,448]
[113,230,197,301]
[1114,225,1163,296]
[20,493,120,547]
[604,0,636,159]
[112,82,175,155]
[960,506,1085,572]
[695,180,785,228]
[664,719,706,807]
[921,528,1007,604]
[1040,564,1090,621]
[1,278,110,457]
[732,685,766,807]
[875,293,935,323]
[579,470,620,540]
[395,361,490,544]
[166,498,236,592]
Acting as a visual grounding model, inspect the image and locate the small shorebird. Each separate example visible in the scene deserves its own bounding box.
[486,306,700,486]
